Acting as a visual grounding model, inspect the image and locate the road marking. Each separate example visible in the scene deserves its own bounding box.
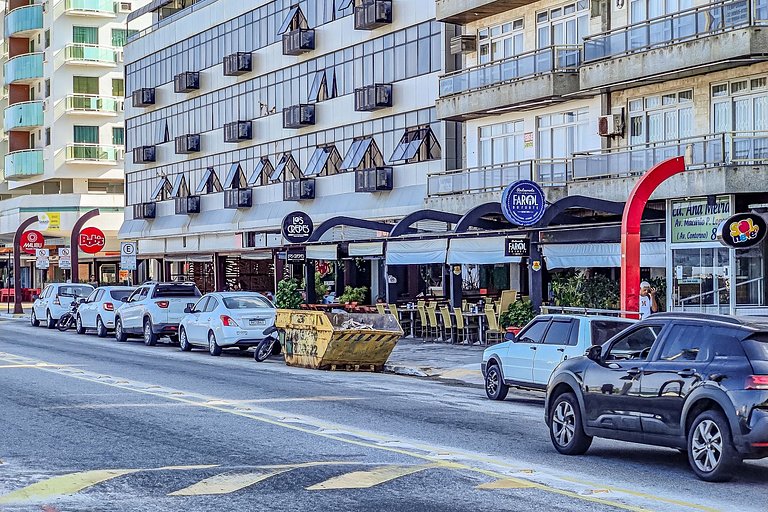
[476,478,537,490]
[169,469,292,496]
[306,464,438,490]
[204,396,366,405]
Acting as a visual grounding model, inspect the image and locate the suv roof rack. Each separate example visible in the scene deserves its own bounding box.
[651,312,748,326]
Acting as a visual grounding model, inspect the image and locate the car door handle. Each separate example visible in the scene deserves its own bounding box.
[626,367,641,377]
[557,348,565,353]
[677,369,696,378]
[530,346,537,350]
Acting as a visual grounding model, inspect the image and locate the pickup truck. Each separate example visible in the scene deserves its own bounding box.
[115,282,202,345]
[481,314,635,400]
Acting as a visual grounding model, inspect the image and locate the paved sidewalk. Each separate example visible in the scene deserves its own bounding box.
[384,337,485,387]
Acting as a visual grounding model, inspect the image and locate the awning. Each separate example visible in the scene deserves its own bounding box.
[188,208,238,233]
[165,254,213,263]
[386,239,447,265]
[145,214,190,238]
[306,244,338,261]
[240,251,273,261]
[349,241,384,257]
[542,242,666,269]
[447,236,522,265]
[118,219,147,239]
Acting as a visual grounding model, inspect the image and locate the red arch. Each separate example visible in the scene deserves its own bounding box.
[621,157,686,315]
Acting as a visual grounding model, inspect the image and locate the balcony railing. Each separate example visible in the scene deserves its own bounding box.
[65,144,122,162]
[4,100,45,131]
[64,94,122,114]
[427,159,570,197]
[439,46,581,98]
[64,0,117,15]
[5,4,44,37]
[64,44,120,65]
[4,149,44,180]
[583,0,767,63]
[4,53,44,85]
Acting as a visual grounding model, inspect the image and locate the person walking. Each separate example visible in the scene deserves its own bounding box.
[639,281,659,320]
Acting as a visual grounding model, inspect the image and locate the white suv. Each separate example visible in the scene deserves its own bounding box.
[114,282,201,346]
[31,283,94,329]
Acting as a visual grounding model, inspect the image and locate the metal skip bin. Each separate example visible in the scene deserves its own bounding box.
[274,309,403,371]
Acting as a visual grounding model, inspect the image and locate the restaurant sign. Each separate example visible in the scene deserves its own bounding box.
[504,238,529,257]
[286,247,306,264]
[282,211,314,244]
[671,196,731,243]
[718,213,767,249]
[501,180,546,227]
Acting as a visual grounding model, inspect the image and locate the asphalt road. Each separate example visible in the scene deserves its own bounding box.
[0,318,766,512]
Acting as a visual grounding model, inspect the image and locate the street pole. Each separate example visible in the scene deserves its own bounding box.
[13,216,39,315]
[70,209,100,284]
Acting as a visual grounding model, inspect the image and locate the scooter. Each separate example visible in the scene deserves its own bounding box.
[254,325,280,362]
[57,298,82,332]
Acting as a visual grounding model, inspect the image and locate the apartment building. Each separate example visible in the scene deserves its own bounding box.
[1,0,149,287]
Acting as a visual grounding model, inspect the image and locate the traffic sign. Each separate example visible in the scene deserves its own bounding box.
[36,249,50,270]
[120,241,137,271]
[20,230,45,255]
[59,247,72,270]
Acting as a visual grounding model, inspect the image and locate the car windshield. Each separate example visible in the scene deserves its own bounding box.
[152,283,201,298]
[223,296,273,309]
[110,290,133,301]
[591,320,634,346]
[58,285,92,298]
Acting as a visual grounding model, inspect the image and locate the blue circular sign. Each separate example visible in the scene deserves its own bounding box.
[501,180,546,226]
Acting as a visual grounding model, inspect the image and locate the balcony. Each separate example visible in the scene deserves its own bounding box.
[283,104,315,129]
[282,28,315,56]
[175,134,201,154]
[581,0,768,91]
[427,160,569,198]
[5,4,44,37]
[4,101,44,131]
[436,46,581,121]
[355,167,393,192]
[355,84,393,112]
[64,0,117,16]
[133,146,156,163]
[223,52,252,76]
[4,53,44,85]
[65,144,122,163]
[283,178,315,201]
[132,88,155,107]
[175,196,201,215]
[4,149,44,180]
[174,71,200,93]
[436,0,537,24]
[354,0,392,30]
[64,44,120,66]
[64,95,122,115]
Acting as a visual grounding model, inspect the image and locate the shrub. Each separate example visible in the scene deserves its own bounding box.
[500,299,536,329]
[338,285,367,304]
[275,276,303,309]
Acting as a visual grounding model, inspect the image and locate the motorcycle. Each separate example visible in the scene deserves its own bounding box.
[57,298,83,332]
[254,325,281,362]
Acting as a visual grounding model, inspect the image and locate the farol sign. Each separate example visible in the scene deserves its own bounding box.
[500,180,546,226]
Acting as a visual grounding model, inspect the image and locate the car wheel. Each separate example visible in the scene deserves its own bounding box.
[143,319,158,346]
[75,315,86,335]
[549,392,592,455]
[484,363,509,401]
[688,410,740,482]
[179,328,192,352]
[96,316,107,338]
[208,331,222,356]
[30,310,39,327]
[115,318,127,342]
[45,310,56,329]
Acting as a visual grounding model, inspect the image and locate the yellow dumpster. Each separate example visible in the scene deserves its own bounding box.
[274,309,403,371]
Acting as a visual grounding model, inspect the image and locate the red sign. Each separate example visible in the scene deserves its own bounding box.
[20,230,45,255]
[78,226,106,254]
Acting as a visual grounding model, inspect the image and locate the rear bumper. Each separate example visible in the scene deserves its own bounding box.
[153,323,179,335]
[736,408,768,458]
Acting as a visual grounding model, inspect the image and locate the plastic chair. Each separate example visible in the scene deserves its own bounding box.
[426,303,440,342]
[484,305,504,345]
[439,305,454,344]
[389,304,410,334]
[461,299,468,312]
[416,302,428,339]
[376,303,387,315]
[454,309,479,345]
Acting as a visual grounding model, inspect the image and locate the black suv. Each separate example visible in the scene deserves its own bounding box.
[545,313,768,481]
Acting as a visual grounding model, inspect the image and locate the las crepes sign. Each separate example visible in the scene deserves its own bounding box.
[78,226,106,254]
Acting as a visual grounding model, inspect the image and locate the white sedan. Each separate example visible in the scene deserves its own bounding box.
[76,286,136,337]
[178,292,276,356]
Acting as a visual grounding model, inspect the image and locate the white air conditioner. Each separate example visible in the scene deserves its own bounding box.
[120,2,132,12]
[117,51,124,62]
[450,35,477,55]
[117,149,125,160]
[598,114,624,137]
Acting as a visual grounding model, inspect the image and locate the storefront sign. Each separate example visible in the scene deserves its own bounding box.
[20,230,45,255]
[59,247,71,270]
[37,212,60,231]
[79,226,106,254]
[718,213,767,249]
[36,249,50,270]
[282,211,314,244]
[501,180,546,227]
[120,241,137,271]
[504,238,529,257]
[671,196,730,243]
[286,247,306,264]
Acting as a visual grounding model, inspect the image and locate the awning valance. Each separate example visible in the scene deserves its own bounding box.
[447,236,522,265]
[542,242,666,269]
[386,239,447,265]
[349,241,384,257]
[306,244,338,261]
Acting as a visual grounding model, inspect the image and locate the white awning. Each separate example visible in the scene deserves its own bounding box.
[306,244,338,260]
[447,236,522,265]
[188,209,239,234]
[386,239,447,265]
[146,214,190,238]
[240,251,273,261]
[118,219,147,240]
[349,241,384,257]
[542,242,666,269]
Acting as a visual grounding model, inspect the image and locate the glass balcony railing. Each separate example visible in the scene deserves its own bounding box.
[64,95,122,114]
[4,53,44,85]
[439,46,581,98]
[4,149,44,180]
[64,0,116,15]
[64,44,120,65]
[583,0,767,62]
[5,4,44,37]
[4,101,44,131]
[65,144,121,162]
[427,159,570,197]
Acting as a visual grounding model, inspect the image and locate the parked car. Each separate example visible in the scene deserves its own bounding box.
[114,282,201,345]
[178,292,276,356]
[76,286,136,337]
[545,313,768,482]
[482,314,635,400]
[31,283,95,329]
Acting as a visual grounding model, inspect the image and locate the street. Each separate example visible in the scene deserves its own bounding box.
[0,318,765,512]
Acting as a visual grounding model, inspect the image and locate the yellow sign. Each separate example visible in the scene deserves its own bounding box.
[48,212,60,230]
[532,261,541,272]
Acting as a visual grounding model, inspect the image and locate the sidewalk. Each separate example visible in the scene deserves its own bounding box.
[384,337,485,387]
[0,303,30,320]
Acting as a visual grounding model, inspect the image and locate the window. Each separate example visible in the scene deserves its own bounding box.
[478,18,524,64]
[629,90,693,145]
[73,76,99,95]
[45,79,50,98]
[193,297,208,312]
[152,283,201,298]
[608,325,663,360]
[543,320,574,345]
[112,127,124,145]
[518,319,549,344]
[112,29,138,47]
[112,79,124,97]
[340,137,384,170]
[590,320,633,346]
[390,126,441,163]
[537,108,588,181]
[308,68,337,102]
[304,146,341,176]
[205,298,219,312]
[109,290,132,302]
[44,29,50,48]
[73,26,98,45]
[73,126,98,144]
[195,167,223,194]
[658,324,708,361]
[45,128,51,146]
[671,246,731,313]
[479,120,524,166]
[711,75,768,161]
[536,1,589,49]
[223,296,272,309]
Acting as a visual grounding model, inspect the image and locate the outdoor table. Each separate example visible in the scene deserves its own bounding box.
[447,310,486,344]
[398,306,418,338]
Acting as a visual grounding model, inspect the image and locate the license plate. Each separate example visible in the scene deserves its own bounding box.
[249,319,265,326]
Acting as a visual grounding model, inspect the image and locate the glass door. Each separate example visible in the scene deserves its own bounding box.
[672,247,731,314]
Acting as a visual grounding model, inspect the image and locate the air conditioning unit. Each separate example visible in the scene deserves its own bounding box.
[120,2,132,12]
[450,35,476,55]
[117,51,124,63]
[598,114,624,137]
[117,149,125,160]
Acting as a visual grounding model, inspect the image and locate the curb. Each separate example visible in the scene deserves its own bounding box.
[0,314,26,320]
[383,363,484,389]
[383,364,433,378]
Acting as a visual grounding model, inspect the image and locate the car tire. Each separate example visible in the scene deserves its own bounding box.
[687,410,740,482]
[96,316,107,338]
[45,310,56,329]
[143,319,158,346]
[208,331,222,356]
[179,328,192,352]
[75,315,86,335]
[549,392,593,456]
[30,310,39,327]
[115,317,127,342]
[484,363,509,401]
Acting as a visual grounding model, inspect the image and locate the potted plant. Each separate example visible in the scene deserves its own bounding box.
[499,299,535,336]
[275,276,304,309]
[337,285,368,306]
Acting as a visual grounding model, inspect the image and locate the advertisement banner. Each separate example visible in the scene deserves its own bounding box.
[671,196,731,243]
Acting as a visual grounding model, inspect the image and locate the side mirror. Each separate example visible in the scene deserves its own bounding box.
[586,345,602,362]
[184,305,194,314]
[79,298,87,304]
[120,297,129,302]
[32,294,39,301]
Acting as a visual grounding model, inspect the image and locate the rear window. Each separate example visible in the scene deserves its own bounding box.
[58,285,92,298]
[591,320,634,346]
[152,283,201,298]
[223,296,273,309]
[743,333,768,361]
[110,290,133,301]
